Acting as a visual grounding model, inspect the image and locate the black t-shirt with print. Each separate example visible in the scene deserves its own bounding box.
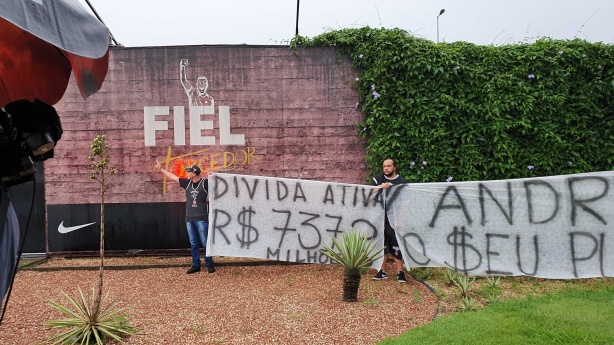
[370,173,407,188]
[179,178,209,222]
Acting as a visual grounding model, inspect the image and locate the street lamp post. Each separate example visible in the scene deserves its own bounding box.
[295,0,300,36]
[437,9,445,43]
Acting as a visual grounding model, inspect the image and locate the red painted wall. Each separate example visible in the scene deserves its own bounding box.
[47,46,367,206]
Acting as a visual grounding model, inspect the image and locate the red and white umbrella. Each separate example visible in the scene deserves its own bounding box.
[0,0,111,107]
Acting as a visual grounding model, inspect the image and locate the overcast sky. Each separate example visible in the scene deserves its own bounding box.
[79,0,614,47]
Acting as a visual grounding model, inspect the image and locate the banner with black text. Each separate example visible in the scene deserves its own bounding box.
[388,171,614,278]
[207,173,385,269]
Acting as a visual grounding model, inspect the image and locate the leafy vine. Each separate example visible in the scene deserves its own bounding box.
[292,28,614,182]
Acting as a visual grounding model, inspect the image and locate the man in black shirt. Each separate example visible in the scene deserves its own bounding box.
[155,162,215,274]
[371,158,408,283]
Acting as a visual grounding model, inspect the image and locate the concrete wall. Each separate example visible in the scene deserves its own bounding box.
[43,45,369,254]
[46,45,367,206]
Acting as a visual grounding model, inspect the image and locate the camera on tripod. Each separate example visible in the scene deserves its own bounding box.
[0,99,62,187]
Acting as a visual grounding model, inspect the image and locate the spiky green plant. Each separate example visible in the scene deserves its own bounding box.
[453,275,476,298]
[460,296,476,312]
[320,230,384,302]
[444,268,458,286]
[486,275,502,289]
[44,287,134,344]
[486,291,501,304]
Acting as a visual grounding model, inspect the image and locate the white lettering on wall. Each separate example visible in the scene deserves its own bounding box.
[143,106,169,147]
[143,59,246,147]
[189,105,215,145]
[219,106,245,145]
[143,106,246,147]
[173,106,185,145]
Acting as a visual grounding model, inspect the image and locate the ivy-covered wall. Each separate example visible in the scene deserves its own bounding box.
[295,28,614,182]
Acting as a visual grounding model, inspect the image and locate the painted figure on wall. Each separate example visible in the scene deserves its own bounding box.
[180,59,214,107]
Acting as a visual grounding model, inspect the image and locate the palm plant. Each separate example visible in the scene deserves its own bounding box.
[45,135,133,344]
[320,230,384,302]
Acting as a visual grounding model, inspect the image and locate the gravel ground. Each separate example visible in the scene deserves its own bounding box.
[0,257,438,345]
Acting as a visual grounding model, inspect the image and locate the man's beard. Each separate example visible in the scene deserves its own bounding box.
[384,171,395,177]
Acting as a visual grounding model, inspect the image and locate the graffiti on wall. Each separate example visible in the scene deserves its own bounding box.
[156,146,261,195]
[143,58,258,195]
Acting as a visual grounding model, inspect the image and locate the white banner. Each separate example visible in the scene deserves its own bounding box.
[207,173,385,269]
[388,171,614,278]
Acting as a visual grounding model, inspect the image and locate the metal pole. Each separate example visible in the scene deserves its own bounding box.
[437,16,440,43]
[295,0,300,36]
[84,0,122,47]
[437,9,445,43]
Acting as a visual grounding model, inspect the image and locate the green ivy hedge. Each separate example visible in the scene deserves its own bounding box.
[292,28,614,182]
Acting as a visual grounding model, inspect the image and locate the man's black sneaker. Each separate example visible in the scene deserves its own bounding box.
[186,266,200,274]
[373,270,388,280]
[397,271,407,283]
[206,265,216,273]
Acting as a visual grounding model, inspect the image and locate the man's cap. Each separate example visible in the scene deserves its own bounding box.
[185,165,201,175]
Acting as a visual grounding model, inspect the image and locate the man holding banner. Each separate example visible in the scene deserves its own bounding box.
[371,158,408,283]
[155,161,215,274]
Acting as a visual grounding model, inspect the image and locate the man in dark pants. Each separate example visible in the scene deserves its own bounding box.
[155,162,215,274]
[371,158,408,283]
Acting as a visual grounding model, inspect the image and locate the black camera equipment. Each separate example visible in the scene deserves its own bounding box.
[0,99,62,187]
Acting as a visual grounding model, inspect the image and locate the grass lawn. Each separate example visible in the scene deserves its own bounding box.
[379,277,614,345]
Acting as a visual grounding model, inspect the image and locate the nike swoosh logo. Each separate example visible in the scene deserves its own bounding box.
[58,221,96,234]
